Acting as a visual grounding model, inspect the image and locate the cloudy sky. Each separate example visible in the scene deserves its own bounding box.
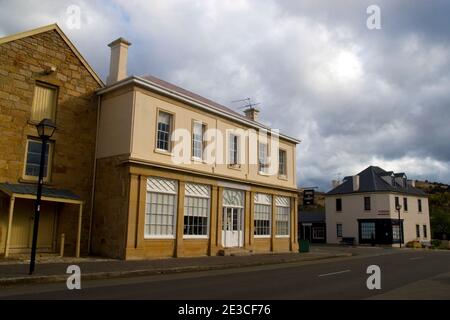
[1,0,449,190]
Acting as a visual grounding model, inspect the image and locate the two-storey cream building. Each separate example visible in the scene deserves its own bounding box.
[325,166,430,246]
[91,39,300,259]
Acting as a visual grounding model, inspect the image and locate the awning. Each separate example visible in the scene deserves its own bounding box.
[0,183,82,204]
[0,182,83,258]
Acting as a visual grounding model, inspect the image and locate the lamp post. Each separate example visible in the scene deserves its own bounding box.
[29,119,56,275]
[396,204,402,248]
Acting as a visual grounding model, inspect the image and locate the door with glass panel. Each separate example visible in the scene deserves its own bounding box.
[222,207,243,247]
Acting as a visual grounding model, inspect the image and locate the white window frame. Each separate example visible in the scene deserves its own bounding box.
[278,149,287,177]
[144,177,178,239]
[361,222,376,240]
[156,110,173,152]
[22,138,53,182]
[192,121,206,161]
[254,193,272,238]
[275,196,290,237]
[228,133,240,166]
[183,183,211,239]
[258,142,268,174]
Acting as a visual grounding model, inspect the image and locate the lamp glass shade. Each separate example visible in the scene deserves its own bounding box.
[36,118,56,139]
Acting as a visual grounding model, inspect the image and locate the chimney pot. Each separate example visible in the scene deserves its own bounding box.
[107,37,131,85]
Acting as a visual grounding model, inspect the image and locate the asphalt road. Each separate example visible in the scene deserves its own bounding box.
[1,250,449,299]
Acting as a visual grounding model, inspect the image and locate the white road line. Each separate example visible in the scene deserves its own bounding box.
[318,269,351,277]
[409,257,424,260]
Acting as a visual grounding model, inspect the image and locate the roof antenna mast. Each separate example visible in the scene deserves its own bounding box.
[231,97,260,111]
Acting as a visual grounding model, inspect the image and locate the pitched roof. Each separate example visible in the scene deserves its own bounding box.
[0,183,81,200]
[99,75,301,144]
[326,166,427,196]
[0,23,104,86]
[141,75,249,120]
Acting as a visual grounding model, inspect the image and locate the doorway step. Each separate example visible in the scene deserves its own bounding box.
[218,248,253,256]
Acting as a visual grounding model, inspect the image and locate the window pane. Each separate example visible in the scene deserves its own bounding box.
[25,140,50,178]
[278,149,286,176]
[31,84,57,121]
[254,203,271,236]
[157,112,172,151]
[144,188,177,237]
[183,185,210,236]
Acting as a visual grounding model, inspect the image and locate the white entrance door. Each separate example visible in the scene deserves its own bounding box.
[222,207,243,248]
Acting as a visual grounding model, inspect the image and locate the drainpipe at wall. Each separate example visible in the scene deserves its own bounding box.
[87,94,101,255]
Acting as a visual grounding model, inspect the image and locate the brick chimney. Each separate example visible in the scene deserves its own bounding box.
[107,37,131,85]
[244,107,260,121]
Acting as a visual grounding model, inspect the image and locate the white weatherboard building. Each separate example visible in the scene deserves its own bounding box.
[325,166,430,246]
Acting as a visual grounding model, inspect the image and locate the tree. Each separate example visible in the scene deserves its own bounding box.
[429,192,450,239]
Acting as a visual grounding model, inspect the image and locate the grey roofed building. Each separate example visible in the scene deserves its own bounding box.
[326,166,427,196]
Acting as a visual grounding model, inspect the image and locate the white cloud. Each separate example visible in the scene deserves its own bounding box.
[1,0,449,189]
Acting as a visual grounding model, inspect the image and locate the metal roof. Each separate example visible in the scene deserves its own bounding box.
[0,183,81,200]
[326,166,427,196]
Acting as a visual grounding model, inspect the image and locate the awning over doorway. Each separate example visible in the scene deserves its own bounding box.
[0,183,84,258]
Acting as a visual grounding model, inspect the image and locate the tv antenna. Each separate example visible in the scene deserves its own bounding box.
[231,97,260,110]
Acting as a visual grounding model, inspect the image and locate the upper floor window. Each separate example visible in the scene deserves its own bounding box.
[156,111,172,151]
[228,134,240,165]
[258,142,268,174]
[336,198,342,212]
[418,199,422,212]
[416,224,420,238]
[403,197,408,211]
[364,196,371,211]
[31,83,57,122]
[23,139,53,181]
[395,196,400,209]
[192,121,206,160]
[278,149,287,176]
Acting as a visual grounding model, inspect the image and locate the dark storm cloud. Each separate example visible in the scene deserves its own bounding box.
[1,0,449,189]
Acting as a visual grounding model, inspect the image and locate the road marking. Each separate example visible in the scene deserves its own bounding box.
[318,269,351,277]
[409,257,424,260]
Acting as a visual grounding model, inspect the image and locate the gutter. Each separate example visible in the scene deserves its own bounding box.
[87,95,101,254]
[96,76,301,145]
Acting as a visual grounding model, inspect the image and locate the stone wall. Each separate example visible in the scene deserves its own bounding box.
[91,155,130,259]
[0,29,101,254]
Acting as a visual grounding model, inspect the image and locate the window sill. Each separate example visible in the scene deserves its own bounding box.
[19,178,53,185]
[144,236,175,240]
[275,235,290,238]
[258,171,271,177]
[154,148,172,156]
[191,157,207,164]
[183,235,209,240]
[227,164,242,170]
[277,174,288,181]
[254,235,271,239]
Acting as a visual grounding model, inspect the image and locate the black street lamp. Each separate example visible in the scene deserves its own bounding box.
[396,204,402,248]
[29,118,56,275]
